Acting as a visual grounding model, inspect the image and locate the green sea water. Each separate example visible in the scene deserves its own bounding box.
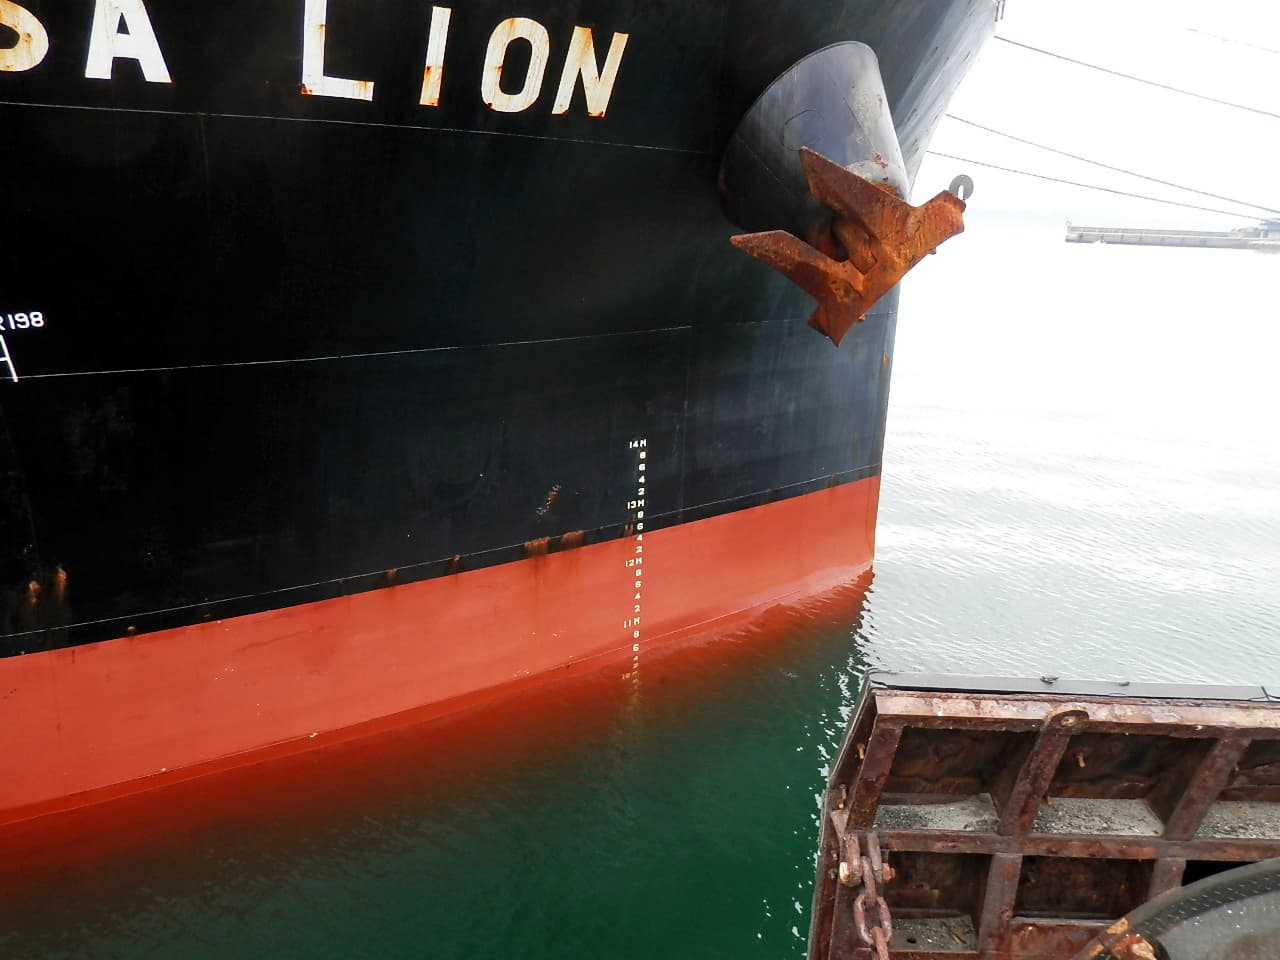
[2,216,1277,958]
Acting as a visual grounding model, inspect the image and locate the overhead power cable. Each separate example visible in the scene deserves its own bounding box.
[946,115,1280,216]
[1187,28,1280,58]
[994,36,1280,121]
[925,150,1264,220]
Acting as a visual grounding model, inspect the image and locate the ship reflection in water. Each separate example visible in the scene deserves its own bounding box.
[0,576,875,960]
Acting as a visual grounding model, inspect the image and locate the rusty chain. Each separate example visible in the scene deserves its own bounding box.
[839,831,894,960]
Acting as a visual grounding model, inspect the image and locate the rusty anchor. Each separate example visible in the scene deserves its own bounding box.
[730,147,966,347]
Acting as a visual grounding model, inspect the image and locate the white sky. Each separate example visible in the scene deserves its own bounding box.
[914,0,1280,228]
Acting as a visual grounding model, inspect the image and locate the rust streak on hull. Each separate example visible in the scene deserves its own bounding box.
[0,477,879,828]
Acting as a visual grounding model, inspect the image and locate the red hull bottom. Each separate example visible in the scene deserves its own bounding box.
[0,477,879,826]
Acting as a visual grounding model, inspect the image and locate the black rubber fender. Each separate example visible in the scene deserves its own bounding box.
[1078,858,1280,960]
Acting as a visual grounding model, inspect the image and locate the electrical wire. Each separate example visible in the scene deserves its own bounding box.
[1187,28,1280,58]
[946,115,1280,216]
[994,36,1280,121]
[925,150,1265,220]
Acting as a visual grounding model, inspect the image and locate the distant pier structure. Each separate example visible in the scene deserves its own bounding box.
[1066,218,1280,251]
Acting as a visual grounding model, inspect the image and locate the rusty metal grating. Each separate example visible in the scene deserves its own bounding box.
[809,674,1280,960]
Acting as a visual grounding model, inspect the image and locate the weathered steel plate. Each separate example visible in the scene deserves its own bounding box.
[809,673,1280,960]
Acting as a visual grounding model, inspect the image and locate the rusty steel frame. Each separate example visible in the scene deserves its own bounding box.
[808,676,1280,960]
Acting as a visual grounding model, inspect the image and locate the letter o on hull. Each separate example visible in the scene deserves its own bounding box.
[481,17,550,113]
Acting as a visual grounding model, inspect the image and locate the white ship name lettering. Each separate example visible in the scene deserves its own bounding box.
[0,0,48,72]
[85,0,171,83]
[418,5,451,108]
[481,17,549,113]
[0,2,628,117]
[301,0,373,100]
[552,26,628,118]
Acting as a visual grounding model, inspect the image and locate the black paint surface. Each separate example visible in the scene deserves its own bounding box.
[0,0,992,650]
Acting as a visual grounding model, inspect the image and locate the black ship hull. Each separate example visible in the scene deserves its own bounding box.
[0,0,994,823]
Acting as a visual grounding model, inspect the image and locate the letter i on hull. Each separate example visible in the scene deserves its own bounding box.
[419,6,452,107]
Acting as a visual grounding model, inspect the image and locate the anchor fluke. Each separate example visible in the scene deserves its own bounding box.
[731,148,967,347]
